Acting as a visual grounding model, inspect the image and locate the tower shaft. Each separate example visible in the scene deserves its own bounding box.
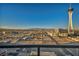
[68,7,74,34]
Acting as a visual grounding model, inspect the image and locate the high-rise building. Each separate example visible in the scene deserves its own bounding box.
[68,4,74,34]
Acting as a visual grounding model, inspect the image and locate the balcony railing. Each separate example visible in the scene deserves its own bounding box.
[0,44,79,56]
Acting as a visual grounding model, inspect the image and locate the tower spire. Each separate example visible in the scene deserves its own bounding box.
[69,3,71,9]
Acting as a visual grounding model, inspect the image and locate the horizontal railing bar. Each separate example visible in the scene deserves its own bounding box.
[0,44,79,48]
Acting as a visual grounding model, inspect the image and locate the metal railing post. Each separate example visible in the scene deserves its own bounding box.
[37,47,40,56]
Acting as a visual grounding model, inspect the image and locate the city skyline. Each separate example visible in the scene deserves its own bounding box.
[0,3,79,29]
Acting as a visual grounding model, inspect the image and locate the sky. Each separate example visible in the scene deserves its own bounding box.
[0,3,79,29]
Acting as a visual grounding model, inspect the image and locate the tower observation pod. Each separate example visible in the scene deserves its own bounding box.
[68,4,74,35]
